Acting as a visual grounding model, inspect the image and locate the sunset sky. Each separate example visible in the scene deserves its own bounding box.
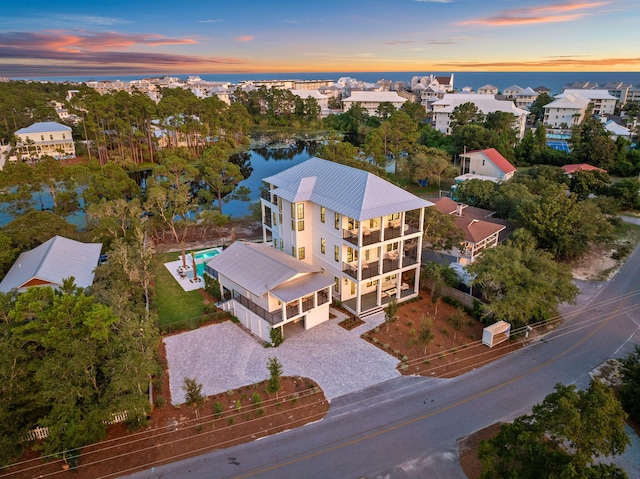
[2,0,639,78]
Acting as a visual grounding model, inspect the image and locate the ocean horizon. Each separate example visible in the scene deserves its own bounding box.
[11,71,640,97]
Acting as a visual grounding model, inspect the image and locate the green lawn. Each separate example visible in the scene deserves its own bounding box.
[152,252,205,327]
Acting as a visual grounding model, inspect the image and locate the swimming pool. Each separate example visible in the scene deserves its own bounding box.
[193,247,222,261]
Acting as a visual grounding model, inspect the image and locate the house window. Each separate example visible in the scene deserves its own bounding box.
[320,206,326,223]
[334,277,340,293]
[350,281,356,295]
[291,220,296,231]
[49,134,53,140]
[291,202,295,218]
[297,203,304,219]
[334,245,339,262]
[292,246,296,258]
[335,213,340,229]
[279,213,282,224]
[321,238,326,254]
[278,197,282,211]
[298,247,305,260]
[279,239,283,250]
[272,212,277,225]
[298,220,304,231]
[62,134,66,139]
[40,135,44,141]
[388,213,400,221]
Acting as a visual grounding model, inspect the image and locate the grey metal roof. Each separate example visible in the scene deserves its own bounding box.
[0,236,103,292]
[15,122,72,135]
[263,157,433,221]
[206,241,321,297]
[271,273,334,303]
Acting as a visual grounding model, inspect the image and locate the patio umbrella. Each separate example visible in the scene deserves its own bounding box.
[191,252,198,282]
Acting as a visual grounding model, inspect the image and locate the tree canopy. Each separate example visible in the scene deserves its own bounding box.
[0,284,159,465]
[479,380,629,479]
[468,231,579,327]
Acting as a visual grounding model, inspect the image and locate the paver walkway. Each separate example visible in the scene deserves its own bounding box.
[164,310,401,404]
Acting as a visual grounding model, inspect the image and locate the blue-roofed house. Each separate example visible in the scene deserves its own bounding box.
[258,157,433,318]
[14,121,75,161]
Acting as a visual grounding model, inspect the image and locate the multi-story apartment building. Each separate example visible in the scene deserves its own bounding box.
[260,157,432,318]
[341,91,407,116]
[431,94,529,138]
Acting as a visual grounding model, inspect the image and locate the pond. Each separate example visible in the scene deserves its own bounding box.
[223,140,318,218]
[0,140,319,228]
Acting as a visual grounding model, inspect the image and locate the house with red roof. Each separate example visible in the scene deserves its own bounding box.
[457,148,516,182]
[430,197,506,265]
[561,163,607,175]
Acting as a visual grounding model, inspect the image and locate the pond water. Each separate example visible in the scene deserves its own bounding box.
[224,140,318,218]
[0,140,318,228]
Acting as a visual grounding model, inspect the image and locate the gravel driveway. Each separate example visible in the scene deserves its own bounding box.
[164,311,401,404]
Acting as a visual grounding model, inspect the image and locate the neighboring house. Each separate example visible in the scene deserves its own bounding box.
[0,236,102,293]
[603,119,632,141]
[341,91,407,116]
[431,94,529,138]
[431,197,506,265]
[260,157,432,318]
[478,84,499,95]
[458,148,516,182]
[205,241,334,343]
[14,121,75,161]
[514,87,539,110]
[561,163,607,175]
[504,85,523,98]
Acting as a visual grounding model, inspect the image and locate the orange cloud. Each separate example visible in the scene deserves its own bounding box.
[234,36,255,42]
[459,1,609,26]
[0,30,197,53]
[436,56,640,69]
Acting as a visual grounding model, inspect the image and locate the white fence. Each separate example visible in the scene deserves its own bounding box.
[23,411,129,442]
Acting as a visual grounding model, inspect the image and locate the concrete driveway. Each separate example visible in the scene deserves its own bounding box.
[164,310,401,404]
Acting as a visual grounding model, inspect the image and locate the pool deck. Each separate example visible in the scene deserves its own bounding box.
[164,259,205,292]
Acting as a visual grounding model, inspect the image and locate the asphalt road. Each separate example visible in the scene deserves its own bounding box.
[125,241,640,479]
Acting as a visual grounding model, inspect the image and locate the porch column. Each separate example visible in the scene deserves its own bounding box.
[281,302,287,322]
[355,281,361,315]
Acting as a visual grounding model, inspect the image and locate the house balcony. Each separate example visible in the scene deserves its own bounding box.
[342,260,380,280]
[344,221,421,247]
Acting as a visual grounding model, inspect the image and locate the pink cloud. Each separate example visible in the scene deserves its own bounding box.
[234,36,255,42]
[459,1,610,26]
[436,56,640,68]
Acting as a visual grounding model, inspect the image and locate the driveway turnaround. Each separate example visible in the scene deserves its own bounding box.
[164,311,401,404]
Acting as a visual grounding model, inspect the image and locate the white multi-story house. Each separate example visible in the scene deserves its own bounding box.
[260,157,432,318]
[503,85,523,98]
[478,84,499,95]
[431,94,529,138]
[14,122,75,161]
[341,91,407,116]
[514,87,539,110]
